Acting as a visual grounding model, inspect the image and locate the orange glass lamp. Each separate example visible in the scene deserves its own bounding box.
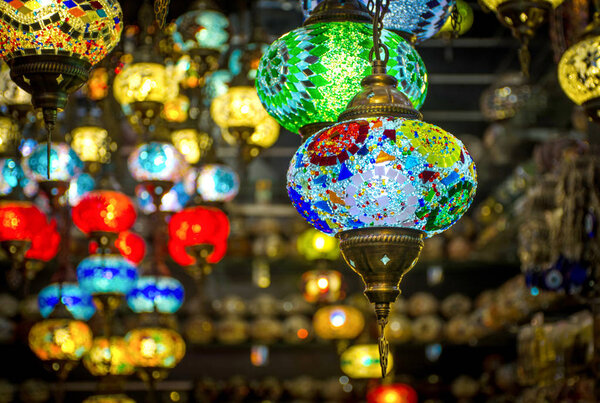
[29,318,93,379]
[297,228,339,261]
[313,305,364,340]
[83,336,135,377]
[125,327,186,382]
[340,344,393,379]
[302,270,344,303]
[367,384,418,403]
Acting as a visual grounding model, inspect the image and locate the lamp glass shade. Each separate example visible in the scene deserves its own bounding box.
[83,395,135,403]
[70,126,110,163]
[438,0,474,36]
[296,228,339,260]
[0,117,19,154]
[77,254,138,296]
[0,63,31,105]
[171,129,213,165]
[72,190,136,234]
[0,157,38,198]
[24,142,83,182]
[0,201,46,241]
[381,0,454,42]
[211,86,272,128]
[125,327,185,369]
[313,305,364,339]
[558,34,600,105]
[367,384,418,403]
[287,117,477,237]
[136,169,196,214]
[172,9,229,53]
[89,231,146,264]
[302,269,344,303]
[28,319,92,361]
[196,163,239,202]
[256,21,427,134]
[113,63,178,105]
[38,283,95,321]
[67,173,96,207]
[481,0,562,11]
[26,218,60,262]
[0,0,122,65]
[128,142,188,183]
[83,336,135,376]
[127,276,185,314]
[168,205,230,265]
[340,344,393,378]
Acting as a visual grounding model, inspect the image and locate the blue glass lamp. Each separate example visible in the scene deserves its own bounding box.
[0,157,38,197]
[38,282,96,321]
[24,142,83,183]
[77,254,139,297]
[127,276,185,314]
[172,8,229,53]
[196,163,239,202]
[67,173,95,207]
[128,142,189,184]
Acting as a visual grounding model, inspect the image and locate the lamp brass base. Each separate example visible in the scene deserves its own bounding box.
[142,180,174,210]
[185,244,215,282]
[38,181,70,210]
[304,0,371,25]
[1,240,31,265]
[90,231,120,255]
[129,101,163,134]
[336,227,425,377]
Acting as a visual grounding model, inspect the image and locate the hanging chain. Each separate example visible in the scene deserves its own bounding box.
[367,0,390,65]
[154,0,170,29]
[378,317,390,378]
[450,3,463,38]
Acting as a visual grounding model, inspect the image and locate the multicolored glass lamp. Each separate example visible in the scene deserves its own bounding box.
[340,344,393,378]
[287,1,476,377]
[480,0,564,76]
[168,206,229,280]
[0,0,122,176]
[302,270,344,303]
[171,0,229,86]
[558,15,600,122]
[195,163,240,202]
[127,276,185,314]
[367,383,418,403]
[38,283,96,321]
[83,336,135,377]
[256,0,428,138]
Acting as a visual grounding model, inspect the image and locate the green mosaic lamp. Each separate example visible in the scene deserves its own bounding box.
[255,0,428,139]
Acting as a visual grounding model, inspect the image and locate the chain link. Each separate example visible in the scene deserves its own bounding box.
[450,3,463,38]
[154,0,170,29]
[368,0,390,64]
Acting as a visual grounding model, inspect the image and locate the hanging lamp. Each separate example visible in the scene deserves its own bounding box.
[480,0,564,76]
[0,0,122,177]
[286,0,477,376]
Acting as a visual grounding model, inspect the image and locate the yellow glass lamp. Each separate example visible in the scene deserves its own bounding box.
[558,18,600,122]
[83,395,136,403]
[210,86,279,161]
[83,336,135,377]
[70,126,111,164]
[162,95,190,123]
[125,327,185,381]
[313,305,364,340]
[112,62,179,132]
[0,62,31,113]
[297,228,339,261]
[0,117,19,156]
[480,0,564,75]
[437,0,474,37]
[340,344,394,379]
[28,318,93,379]
[302,269,344,303]
[171,129,213,165]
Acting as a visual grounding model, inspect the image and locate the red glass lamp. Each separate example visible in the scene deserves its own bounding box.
[72,191,137,250]
[0,201,47,264]
[367,384,418,403]
[89,231,146,265]
[168,206,229,279]
[25,218,60,262]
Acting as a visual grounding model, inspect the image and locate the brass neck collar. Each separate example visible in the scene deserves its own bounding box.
[304,0,372,25]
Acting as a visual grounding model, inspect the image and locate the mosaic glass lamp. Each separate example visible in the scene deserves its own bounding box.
[83,336,135,376]
[38,283,96,321]
[127,276,185,314]
[0,157,38,198]
[168,206,229,279]
[28,318,93,379]
[558,18,600,122]
[0,201,47,263]
[0,0,122,138]
[25,217,60,263]
[297,228,339,261]
[125,327,185,381]
[90,231,146,265]
[367,383,418,403]
[24,142,83,184]
[171,0,229,84]
[171,129,213,165]
[302,270,344,303]
[195,163,240,202]
[340,344,393,378]
[479,0,564,75]
[256,0,428,137]
[70,126,111,164]
[313,305,364,339]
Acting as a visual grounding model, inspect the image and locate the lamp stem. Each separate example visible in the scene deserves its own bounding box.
[42,108,57,180]
[375,302,390,378]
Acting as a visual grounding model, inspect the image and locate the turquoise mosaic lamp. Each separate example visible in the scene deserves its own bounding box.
[256,0,427,138]
[38,282,96,321]
[24,142,83,183]
[286,0,476,377]
[127,276,185,314]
